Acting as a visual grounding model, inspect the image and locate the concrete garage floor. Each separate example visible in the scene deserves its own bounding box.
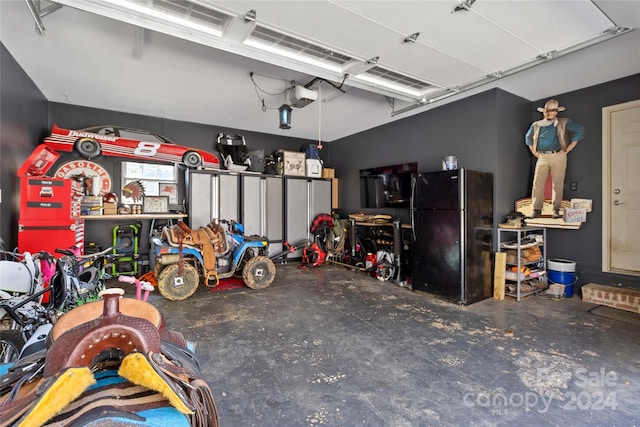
[143,264,639,427]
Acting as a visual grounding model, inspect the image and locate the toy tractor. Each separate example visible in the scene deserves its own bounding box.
[153,219,276,301]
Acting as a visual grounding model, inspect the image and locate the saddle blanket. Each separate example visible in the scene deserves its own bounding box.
[0,365,189,427]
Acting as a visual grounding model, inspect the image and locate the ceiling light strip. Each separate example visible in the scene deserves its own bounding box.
[353,74,425,98]
[244,39,343,73]
[103,0,224,35]
[54,0,225,37]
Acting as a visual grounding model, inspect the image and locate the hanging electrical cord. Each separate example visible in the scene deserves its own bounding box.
[317,82,323,149]
[249,71,294,112]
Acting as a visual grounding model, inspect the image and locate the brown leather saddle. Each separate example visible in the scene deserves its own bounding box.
[1,289,219,427]
[162,220,228,286]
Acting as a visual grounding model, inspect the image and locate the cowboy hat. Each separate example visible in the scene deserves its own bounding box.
[537,99,566,112]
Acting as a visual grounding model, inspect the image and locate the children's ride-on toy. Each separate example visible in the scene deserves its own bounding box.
[153,219,276,301]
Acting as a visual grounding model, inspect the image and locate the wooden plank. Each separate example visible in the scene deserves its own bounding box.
[494,252,506,300]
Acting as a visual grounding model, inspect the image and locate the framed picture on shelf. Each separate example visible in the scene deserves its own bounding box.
[142,196,169,214]
[159,182,178,204]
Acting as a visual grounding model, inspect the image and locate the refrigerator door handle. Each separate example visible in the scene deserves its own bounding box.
[411,209,415,241]
[410,175,416,241]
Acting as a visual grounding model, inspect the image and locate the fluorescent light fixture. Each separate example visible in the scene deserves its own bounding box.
[353,73,424,98]
[244,39,342,73]
[101,0,223,37]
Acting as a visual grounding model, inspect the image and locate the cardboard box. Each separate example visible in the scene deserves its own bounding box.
[571,198,592,212]
[277,150,306,176]
[322,168,335,179]
[103,202,117,215]
[563,208,587,223]
[331,178,339,209]
[306,159,322,177]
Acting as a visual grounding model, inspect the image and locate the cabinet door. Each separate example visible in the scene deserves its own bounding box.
[219,173,239,222]
[285,178,309,257]
[242,175,283,257]
[285,178,332,258]
[188,171,218,228]
[188,171,239,227]
[265,176,284,257]
[310,179,331,220]
[242,175,262,235]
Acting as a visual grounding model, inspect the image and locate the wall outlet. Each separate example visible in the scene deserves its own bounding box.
[570,182,578,191]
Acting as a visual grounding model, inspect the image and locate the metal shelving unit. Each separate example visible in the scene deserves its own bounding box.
[498,226,547,301]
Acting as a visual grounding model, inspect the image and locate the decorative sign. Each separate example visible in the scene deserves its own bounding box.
[143,196,169,214]
[54,160,112,196]
[159,182,178,204]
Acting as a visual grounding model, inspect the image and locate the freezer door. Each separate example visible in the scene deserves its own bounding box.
[413,170,460,210]
[411,209,462,300]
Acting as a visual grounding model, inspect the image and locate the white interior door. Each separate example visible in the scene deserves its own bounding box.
[602,100,640,275]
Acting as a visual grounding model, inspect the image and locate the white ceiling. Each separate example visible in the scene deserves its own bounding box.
[1,0,639,142]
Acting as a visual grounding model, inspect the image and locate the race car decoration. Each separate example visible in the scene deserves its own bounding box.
[42,124,220,169]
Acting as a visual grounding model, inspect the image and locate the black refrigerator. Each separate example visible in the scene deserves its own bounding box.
[410,169,494,305]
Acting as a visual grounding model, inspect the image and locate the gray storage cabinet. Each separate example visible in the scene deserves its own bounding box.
[241,174,284,257]
[187,170,240,228]
[187,171,331,260]
[285,177,332,258]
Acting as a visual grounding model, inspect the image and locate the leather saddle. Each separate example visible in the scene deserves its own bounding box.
[162,220,229,286]
[1,289,219,427]
[162,220,228,255]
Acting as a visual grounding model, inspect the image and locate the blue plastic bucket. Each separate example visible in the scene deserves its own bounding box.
[547,259,577,298]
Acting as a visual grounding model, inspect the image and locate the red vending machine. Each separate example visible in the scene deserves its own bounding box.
[18,177,85,255]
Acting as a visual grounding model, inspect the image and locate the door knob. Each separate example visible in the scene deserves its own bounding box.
[613,200,622,205]
[613,189,621,194]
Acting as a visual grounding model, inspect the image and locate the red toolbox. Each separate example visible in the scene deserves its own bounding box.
[18,218,85,256]
[20,177,83,220]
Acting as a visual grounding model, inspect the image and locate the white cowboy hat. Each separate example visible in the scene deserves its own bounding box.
[537,99,566,112]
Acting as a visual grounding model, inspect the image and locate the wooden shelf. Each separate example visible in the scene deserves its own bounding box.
[356,221,412,229]
[79,213,188,220]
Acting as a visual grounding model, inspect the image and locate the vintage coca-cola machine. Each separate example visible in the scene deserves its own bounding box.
[17,146,85,255]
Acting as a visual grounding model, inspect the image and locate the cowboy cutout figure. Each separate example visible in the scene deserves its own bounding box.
[524,99,585,219]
